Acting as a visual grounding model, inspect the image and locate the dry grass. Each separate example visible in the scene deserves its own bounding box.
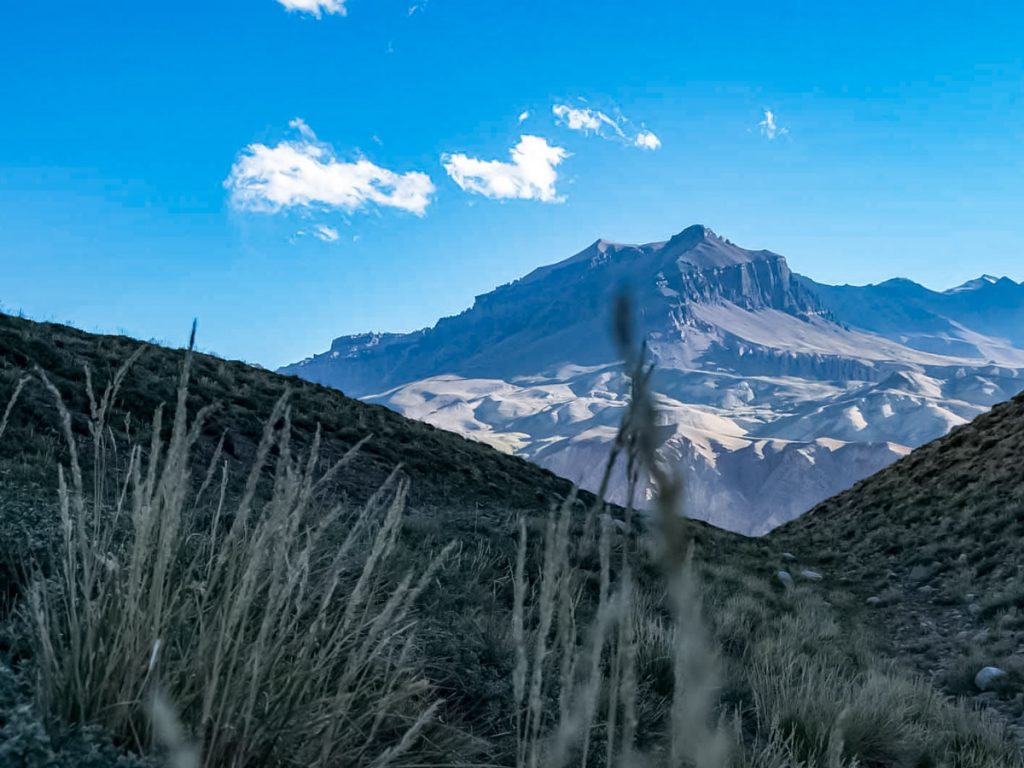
[23,331,452,767]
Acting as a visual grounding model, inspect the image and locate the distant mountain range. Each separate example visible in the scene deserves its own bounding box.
[280,225,1024,534]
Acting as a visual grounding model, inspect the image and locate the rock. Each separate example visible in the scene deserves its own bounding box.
[908,564,934,585]
[776,570,795,591]
[974,666,1007,692]
[799,569,823,582]
[866,596,881,606]
[917,585,934,594]
[781,552,796,562]
[968,603,983,617]
[965,593,977,602]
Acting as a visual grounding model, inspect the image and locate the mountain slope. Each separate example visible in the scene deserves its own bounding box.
[0,311,586,603]
[773,386,1024,739]
[801,274,1024,361]
[0,311,605,763]
[282,226,1024,534]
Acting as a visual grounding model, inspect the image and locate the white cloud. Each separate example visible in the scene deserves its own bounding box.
[442,135,568,203]
[314,224,340,242]
[225,119,435,216]
[517,110,530,124]
[295,224,342,242]
[634,130,662,151]
[290,116,317,141]
[552,102,661,150]
[758,110,788,140]
[277,0,346,18]
[408,1,427,15]
[552,104,624,137]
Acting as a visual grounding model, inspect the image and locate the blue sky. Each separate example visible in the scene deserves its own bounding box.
[2,1,1022,368]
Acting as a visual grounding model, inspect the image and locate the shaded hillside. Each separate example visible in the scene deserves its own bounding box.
[0,311,583,585]
[0,311,602,764]
[774,387,1024,738]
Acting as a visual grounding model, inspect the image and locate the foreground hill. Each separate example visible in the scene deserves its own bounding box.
[0,312,594,763]
[0,312,580,583]
[774,386,1024,739]
[282,225,1024,534]
[2,313,1020,766]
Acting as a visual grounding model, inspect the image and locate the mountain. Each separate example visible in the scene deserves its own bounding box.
[800,273,1024,359]
[281,226,1024,534]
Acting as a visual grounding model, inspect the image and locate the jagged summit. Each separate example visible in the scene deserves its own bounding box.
[662,225,774,268]
[946,274,1014,294]
[663,223,717,248]
[517,224,777,290]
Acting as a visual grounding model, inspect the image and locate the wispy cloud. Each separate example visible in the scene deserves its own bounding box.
[442,135,568,203]
[294,224,342,243]
[517,110,530,124]
[758,110,788,140]
[408,1,428,15]
[276,0,347,18]
[313,224,340,242]
[552,104,625,137]
[634,130,662,151]
[225,118,435,216]
[552,102,661,150]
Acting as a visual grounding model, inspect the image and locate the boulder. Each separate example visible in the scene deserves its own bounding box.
[799,569,823,582]
[974,666,1007,692]
[776,570,795,592]
[908,564,934,585]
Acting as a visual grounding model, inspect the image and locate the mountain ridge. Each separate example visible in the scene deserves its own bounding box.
[281,225,1024,534]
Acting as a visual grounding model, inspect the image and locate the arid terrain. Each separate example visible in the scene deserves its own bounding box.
[1,312,1022,766]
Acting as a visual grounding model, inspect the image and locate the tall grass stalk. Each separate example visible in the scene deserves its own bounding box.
[0,374,29,442]
[510,297,731,768]
[613,297,731,768]
[26,336,450,767]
